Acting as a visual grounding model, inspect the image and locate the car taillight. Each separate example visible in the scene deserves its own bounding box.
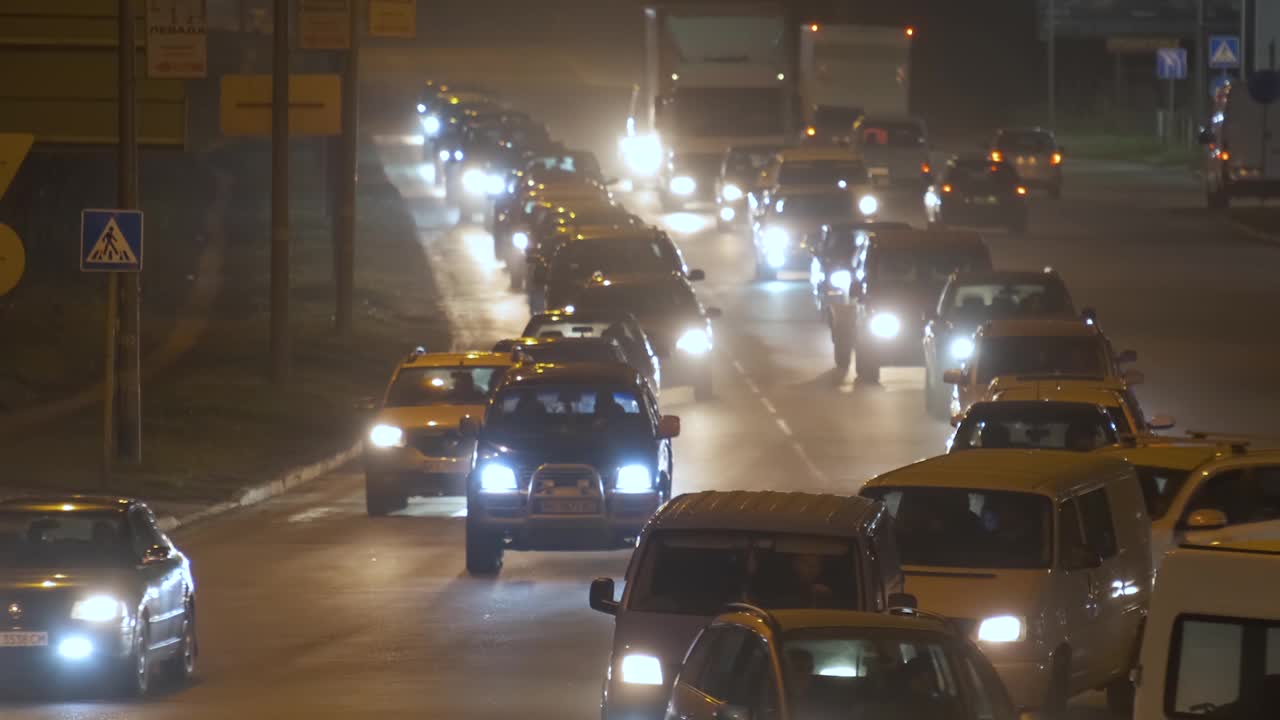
[1015,186,1028,195]
[921,162,932,174]
[989,150,1004,163]
[941,184,953,193]
[1051,152,1063,165]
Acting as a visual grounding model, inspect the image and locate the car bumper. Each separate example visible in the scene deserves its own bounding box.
[365,447,470,495]
[0,625,133,677]
[470,492,661,549]
[859,325,925,367]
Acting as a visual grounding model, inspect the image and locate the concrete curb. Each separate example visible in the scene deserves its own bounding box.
[155,442,362,533]
[1230,220,1280,246]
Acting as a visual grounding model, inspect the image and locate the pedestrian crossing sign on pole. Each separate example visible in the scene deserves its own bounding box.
[1209,35,1241,70]
[81,209,143,272]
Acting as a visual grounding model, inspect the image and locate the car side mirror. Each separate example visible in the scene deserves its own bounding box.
[1063,545,1103,571]
[887,592,918,609]
[715,706,752,720]
[1116,349,1138,364]
[1123,368,1145,386]
[589,577,619,615]
[688,268,706,282]
[706,307,723,320]
[141,545,171,565]
[1185,508,1228,531]
[658,415,681,439]
[458,416,479,439]
[1147,414,1176,431]
[1081,307,1097,324]
[942,369,968,386]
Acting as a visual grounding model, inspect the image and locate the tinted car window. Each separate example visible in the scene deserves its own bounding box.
[952,403,1117,452]
[976,335,1110,385]
[1166,615,1280,716]
[1076,487,1118,558]
[945,282,1072,320]
[517,342,625,365]
[1184,468,1280,527]
[487,386,649,439]
[773,193,857,219]
[555,237,680,276]
[629,531,863,614]
[724,147,779,175]
[0,511,134,568]
[995,131,1055,153]
[386,367,504,407]
[863,487,1052,569]
[779,160,869,187]
[947,162,1018,189]
[1133,466,1192,520]
[573,282,699,316]
[873,246,990,288]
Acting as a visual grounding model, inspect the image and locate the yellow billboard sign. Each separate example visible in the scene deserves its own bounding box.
[220,74,343,137]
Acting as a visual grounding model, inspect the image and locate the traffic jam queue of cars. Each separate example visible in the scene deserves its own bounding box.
[6,84,1276,719]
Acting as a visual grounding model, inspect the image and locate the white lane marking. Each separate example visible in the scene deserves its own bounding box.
[287,507,339,524]
[451,507,468,518]
[760,397,777,415]
[728,357,829,487]
[775,418,793,437]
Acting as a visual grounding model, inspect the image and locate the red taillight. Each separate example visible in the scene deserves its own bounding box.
[1016,186,1028,196]
[989,150,1004,163]
[905,26,915,37]
[1220,150,1231,161]
[806,126,817,137]
[1051,152,1063,165]
[921,163,931,174]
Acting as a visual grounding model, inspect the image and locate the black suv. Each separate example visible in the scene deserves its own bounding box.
[924,155,1030,234]
[461,363,680,575]
[846,229,992,382]
[543,227,691,310]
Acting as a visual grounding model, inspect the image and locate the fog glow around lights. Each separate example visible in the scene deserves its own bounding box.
[620,654,664,685]
[669,176,696,196]
[762,226,790,252]
[721,184,743,202]
[438,149,451,162]
[829,269,852,291]
[615,465,654,493]
[949,336,975,360]
[869,313,901,339]
[719,206,736,223]
[70,595,125,622]
[423,115,441,136]
[676,328,712,355]
[976,615,1025,643]
[57,636,93,660]
[479,463,518,493]
[858,194,879,216]
[369,424,404,448]
[462,168,488,195]
[416,103,427,114]
[511,231,529,250]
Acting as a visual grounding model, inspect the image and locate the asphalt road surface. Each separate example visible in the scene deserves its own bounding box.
[6,23,1280,720]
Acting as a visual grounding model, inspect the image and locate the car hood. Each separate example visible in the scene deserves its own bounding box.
[374,404,483,430]
[612,609,715,680]
[904,566,1045,623]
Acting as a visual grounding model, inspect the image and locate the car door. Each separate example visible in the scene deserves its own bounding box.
[1074,485,1135,680]
[667,626,743,720]
[1178,465,1280,545]
[128,507,183,647]
[1055,495,1105,690]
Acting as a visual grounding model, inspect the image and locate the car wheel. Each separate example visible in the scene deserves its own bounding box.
[118,616,153,697]
[694,368,713,401]
[164,605,197,685]
[365,479,406,517]
[1043,647,1072,719]
[465,515,504,575]
[832,319,853,370]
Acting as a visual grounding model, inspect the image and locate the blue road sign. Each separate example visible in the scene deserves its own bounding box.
[1156,48,1188,79]
[81,209,143,272]
[1209,35,1241,69]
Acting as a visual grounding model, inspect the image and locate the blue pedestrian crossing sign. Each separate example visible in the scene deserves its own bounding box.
[1209,35,1241,70]
[1156,48,1188,80]
[81,209,143,272]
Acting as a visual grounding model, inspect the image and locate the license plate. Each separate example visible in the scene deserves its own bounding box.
[537,499,599,514]
[0,632,48,647]
[422,459,460,474]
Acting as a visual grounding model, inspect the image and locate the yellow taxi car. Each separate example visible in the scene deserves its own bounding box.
[983,375,1175,437]
[363,349,519,516]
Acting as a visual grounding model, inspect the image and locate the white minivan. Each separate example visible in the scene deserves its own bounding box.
[860,449,1152,716]
[1133,540,1280,719]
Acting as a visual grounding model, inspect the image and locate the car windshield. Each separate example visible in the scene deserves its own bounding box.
[976,335,1110,385]
[555,238,679,276]
[486,385,649,438]
[725,147,779,175]
[946,282,1072,321]
[774,194,857,220]
[558,208,632,227]
[779,160,869,187]
[952,404,1118,452]
[859,122,926,148]
[996,131,1055,153]
[0,511,134,568]
[573,283,698,317]
[862,487,1053,569]
[385,366,505,407]
[1133,465,1193,520]
[526,153,601,178]
[782,628,975,720]
[627,531,862,614]
[948,162,1019,189]
[873,247,990,289]
[518,342,623,365]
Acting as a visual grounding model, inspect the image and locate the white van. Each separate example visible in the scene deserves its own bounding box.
[860,449,1152,716]
[1133,540,1280,719]
[1200,82,1280,209]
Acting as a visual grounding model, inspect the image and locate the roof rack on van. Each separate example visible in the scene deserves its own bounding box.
[884,606,957,632]
[723,603,782,634]
[1185,430,1280,452]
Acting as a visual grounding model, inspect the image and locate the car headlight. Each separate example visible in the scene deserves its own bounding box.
[721,183,743,202]
[369,424,405,449]
[976,615,1025,643]
[484,173,506,196]
[511,231,529,250]
[858,194,879,216]
[424,114,441,136]
[676,328,712,355]
[70,595,126,623]
[949,336,975,360]
[438,149,451,163]
[619,653,664,685]
[869,312,901,339]
[669,175,696,196]
[453,149,464,162]
[762,226,790,252]
[57,635,94,660]
[621,133,663,176]
[416,103,427,114]
[462,168,489,195]
[615,465,654,493]
[478,463,518,493]
[829,269,853,291]
[719,206,736,223]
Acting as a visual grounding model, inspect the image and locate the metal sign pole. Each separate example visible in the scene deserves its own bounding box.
[271,0,291,382]
[335,0,358,335]
[1048,0,1057,131]
[118,0,142,463]
[1169,77,1176,144]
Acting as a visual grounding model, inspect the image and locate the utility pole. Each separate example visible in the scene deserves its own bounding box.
[1193,0,1205,141]
[271,0,290,382]
[1047,0,1057,131]
[334,0,358,335]
[118,0,141,464]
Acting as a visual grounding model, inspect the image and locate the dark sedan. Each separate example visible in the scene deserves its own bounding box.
[0,496,196,696]
[925,155,1029,234]
[522,310,663,395]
